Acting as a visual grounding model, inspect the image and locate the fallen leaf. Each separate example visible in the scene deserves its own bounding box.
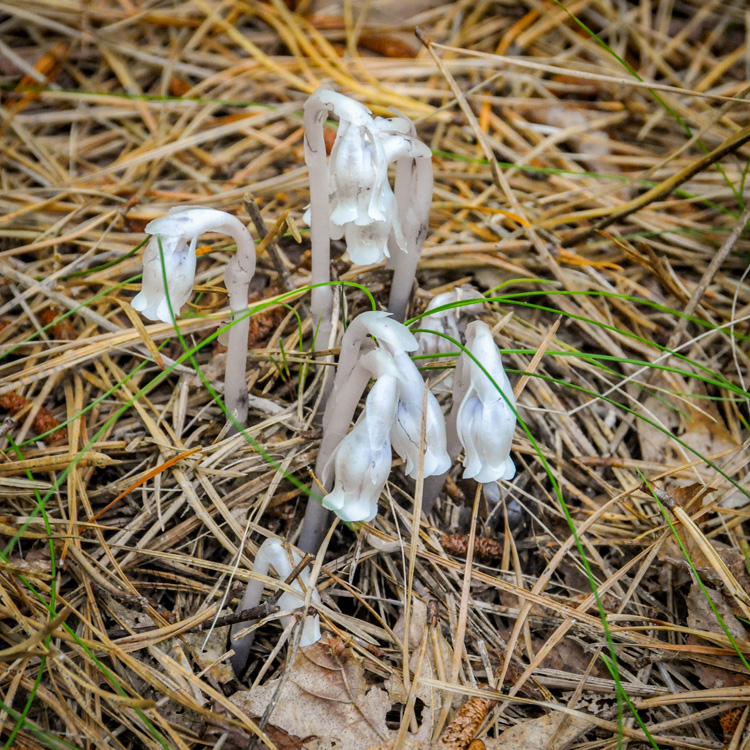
[231,632,394,750]
[184,626,235,684]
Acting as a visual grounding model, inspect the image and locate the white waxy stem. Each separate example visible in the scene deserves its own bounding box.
[451,321,517,483]
[230,538,321,676]
[386,139,433,322]
[131,206,256,426]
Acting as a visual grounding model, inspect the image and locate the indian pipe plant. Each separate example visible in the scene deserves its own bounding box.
[130,88,519,664]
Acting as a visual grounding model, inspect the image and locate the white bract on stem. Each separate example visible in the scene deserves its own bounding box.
[298,311,450,553]
[415,285,485,357]
[130,207,256,427]
[230,538,321,677]
[303,87,434,354]
[449,321,517,483]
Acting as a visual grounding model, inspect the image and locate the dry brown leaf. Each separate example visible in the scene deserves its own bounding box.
[686,584,750,690]
[720,707,744,744]
[231,632,394,750]
[205,717,310,750]
[184,626,235,685]
[483,712,593,749]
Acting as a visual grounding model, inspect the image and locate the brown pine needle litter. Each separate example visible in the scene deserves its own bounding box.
[1,1,750,749]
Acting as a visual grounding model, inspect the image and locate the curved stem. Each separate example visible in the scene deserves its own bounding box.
[229,553,270,676]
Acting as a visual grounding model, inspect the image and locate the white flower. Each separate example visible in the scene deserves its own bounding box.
[415,286,485,357]
[323,117,404,265]
[328,119,389,228]
[254,538,321,648]
[389,349,451,479]
[323,368,399,523]
[341,312,448,480]
[131,207,253,323]
[337,188,403,266]
[302,90,426,267]
[453,321,516,483]
[230,538,321,674]
[131,232,196,323]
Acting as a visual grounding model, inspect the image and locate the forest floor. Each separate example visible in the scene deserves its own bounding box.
[1,1,750,749]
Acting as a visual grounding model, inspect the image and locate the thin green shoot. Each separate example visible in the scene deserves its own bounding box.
[3,433,57,750]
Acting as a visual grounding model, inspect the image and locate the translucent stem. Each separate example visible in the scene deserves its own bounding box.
[388,154,433,322]
[386,155,415,270]
[304,94,334,352]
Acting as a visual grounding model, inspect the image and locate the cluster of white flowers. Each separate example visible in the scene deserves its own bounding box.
[303,88,432,277]
[320,314,451,523]
[127,87,523,668]
[320,308,516,524]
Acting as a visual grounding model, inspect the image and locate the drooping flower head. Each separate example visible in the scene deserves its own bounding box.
[320,311,451,524]
[303,88,431,268]
[388,347,451,479]
[131,207,253,323]
[322,350,401,523]
[131,232,196,324]
[230,537,321,676]
[452,321,516,483]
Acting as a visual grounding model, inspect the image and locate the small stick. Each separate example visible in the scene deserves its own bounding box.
[106,555,311,640]
[243,193,298,294]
